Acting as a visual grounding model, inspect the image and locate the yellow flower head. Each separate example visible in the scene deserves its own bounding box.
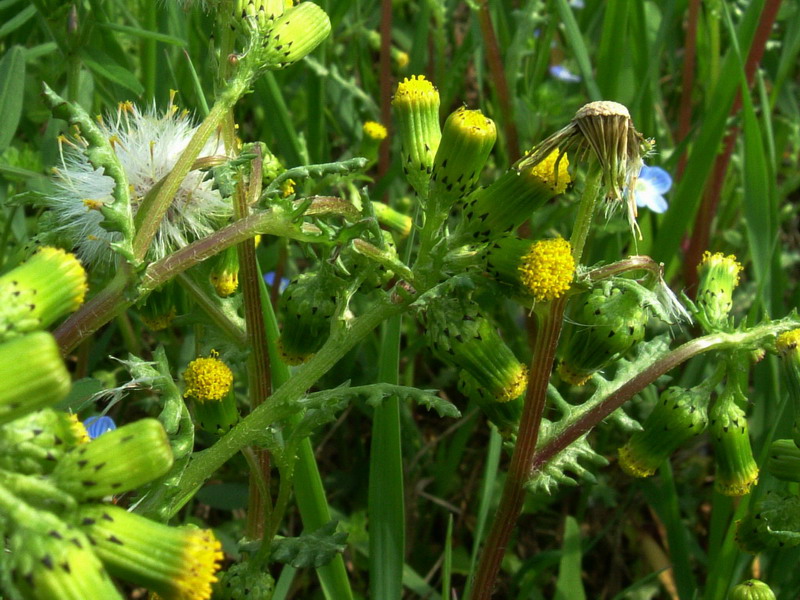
[499,363,528,403]
[363,121,388,141]
[519,237,575,302]
[174,528,225,600]
[392,74,438,108]
[68,413,91,444]
[280,178,296,198]
[527,149,571,194]
[777,329,800,356]
[699,251,742,285]
[183,352,233,402]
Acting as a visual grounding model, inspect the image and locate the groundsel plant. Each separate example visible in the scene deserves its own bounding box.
[2,1,799,599]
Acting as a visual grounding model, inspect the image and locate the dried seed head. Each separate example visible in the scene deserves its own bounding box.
[518,100,650,238]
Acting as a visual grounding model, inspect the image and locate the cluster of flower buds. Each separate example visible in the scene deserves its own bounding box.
[0,248,224,600]
[557,280,648,386]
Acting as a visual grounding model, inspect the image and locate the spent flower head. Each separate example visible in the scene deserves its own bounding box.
[519,101,651,237]
[46,99,231,266]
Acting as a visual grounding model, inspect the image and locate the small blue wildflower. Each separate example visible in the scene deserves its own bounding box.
[549,65,581,83]
[634,165,672,214]
[264,271,290,293]
[570,0,585,8]
[83,415,117,439]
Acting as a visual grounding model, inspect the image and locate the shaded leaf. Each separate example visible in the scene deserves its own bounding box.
[270,520,348,568]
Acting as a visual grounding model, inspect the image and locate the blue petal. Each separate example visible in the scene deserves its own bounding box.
[84,415,117,439]
[549,65,581,83]
[570,0,585,7]
[639,165,672,194]
[645,193,668,214]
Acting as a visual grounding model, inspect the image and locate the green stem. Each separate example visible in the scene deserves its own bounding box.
[175,273,247,348]
[55,209,320,355]
[569,164,603,265]
[470,161,605,599]
[163,295,407,517]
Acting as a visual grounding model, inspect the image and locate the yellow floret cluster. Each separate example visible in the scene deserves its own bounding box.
[173,528,225,600]
[183,352,233,402]
[363,121,388,141]
[392,74,438,106]
[498,363,528,403]
[519,237,575,302]
[450,107,496,138]
[528,149,571,194]
[699,251,742,285]
[777,329,800,356]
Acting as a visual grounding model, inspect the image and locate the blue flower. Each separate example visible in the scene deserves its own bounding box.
[570,0,585,8]
[264,271,290,293]
[634,165,672,214]
[83,415,116,439]
[549,65,581,83]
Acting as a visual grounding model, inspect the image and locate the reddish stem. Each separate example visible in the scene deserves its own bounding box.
[378,0,393,195]
[470,300,566,599]
[675,0,700,181]
[476,1,520,162]
[682,0,782,290]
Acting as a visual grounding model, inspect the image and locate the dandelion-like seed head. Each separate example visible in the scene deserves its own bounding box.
[183,352,233,402]
[518,237,574,302]
[363,121,388,141]
[47,100,231,266]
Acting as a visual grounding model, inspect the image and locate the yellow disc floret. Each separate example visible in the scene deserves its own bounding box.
[68,413,91,444]
[519,237,575,302]
[777,329,800,356]
[363,121,388,141]
[183,352,233,402]
[498,363,528,403]
[699,251,742,284]
[175,528,225,600]
[529,149,571,194]
[392,74,438,107]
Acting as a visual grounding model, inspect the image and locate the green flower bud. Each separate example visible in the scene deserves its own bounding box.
[775,328,800,447]
[736,491,800,553]
[428,107,496,211]
[458,149,570,241]
[710,389,758,496]
[696,251,742,330]
[183,352,239,435]
[729,580,777,600]
[0,247,87,341]
[557,282,647,386]
[392,75,441,198]
[9,512,123,600]
[0,332,71,425]
[423,296,527,403]
[279,269,345,365]
[766,439,800,482]
[76,504,223,600]
[371,201,412,237]
[0,409,88,474]
[50,419,174,500]
[618,386,709,478]
[457,370,522,434]
[486,236,574,303]
[215,561,275,600]
[210,245,240,298]
[137,281,181,331]
[235,0,287,34]
[260,2,331,70]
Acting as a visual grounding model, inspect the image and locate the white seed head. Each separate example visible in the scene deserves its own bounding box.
[47,102,231,266]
